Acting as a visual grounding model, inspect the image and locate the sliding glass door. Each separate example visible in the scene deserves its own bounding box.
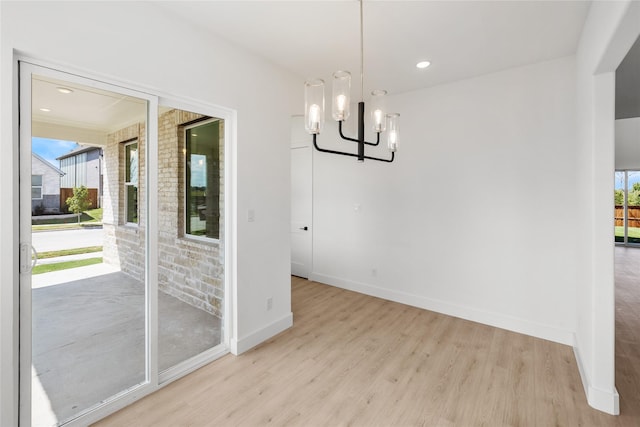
[19,61,231,426]
[614,170,640,245]
[20,63,155,426]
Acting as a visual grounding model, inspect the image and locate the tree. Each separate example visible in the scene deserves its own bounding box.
[66,186,91,223]
[615,189,624,205]
[628,182,640,206]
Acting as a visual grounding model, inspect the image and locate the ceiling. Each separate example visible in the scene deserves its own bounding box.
[616,34,640,120]
[32,1,595,142]
[32,75,147,134]
[156,0,591,97]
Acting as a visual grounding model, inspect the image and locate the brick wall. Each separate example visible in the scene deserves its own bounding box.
[103,110,224,318]
[103,123,146,282]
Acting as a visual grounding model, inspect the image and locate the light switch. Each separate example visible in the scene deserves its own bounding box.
[248,209,255,222]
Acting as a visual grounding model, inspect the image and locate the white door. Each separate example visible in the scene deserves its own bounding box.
[291,118,312,278]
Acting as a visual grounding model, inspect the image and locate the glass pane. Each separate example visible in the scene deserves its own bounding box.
[158,109,223,373]
[126,184,138,224]
[615,171,625,243]
[32,174,43,186]
[31,187,42,199]
[628,171,640,244]
[126,143,138,184]
[186,121,220,239]
[29,73,148,426]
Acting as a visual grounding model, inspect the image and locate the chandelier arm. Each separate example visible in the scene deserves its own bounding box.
[363,151,395,163]
[313,135,395,163]
[312,134,361,159]
[338,121,360,143]
[337,121,379,146]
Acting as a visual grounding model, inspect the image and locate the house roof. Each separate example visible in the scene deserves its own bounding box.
[32,152,65,176]
[56,145,102,160]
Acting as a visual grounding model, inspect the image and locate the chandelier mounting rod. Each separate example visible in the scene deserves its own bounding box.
[360,0,364,102]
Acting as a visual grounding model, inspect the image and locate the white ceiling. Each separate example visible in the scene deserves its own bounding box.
[31,1,592,140]
[157,0,591,97]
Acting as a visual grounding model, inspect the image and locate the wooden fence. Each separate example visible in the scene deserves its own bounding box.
[615,205,640,227]
[60,188,99,213]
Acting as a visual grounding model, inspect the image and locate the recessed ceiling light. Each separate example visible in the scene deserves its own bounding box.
[57,87,73,94]
[416,61,431,69]
[39,108,51,112]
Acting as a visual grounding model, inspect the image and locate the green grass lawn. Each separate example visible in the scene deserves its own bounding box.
[32,257,103,275]
[614,226,640,238]
[32,208,103,230]
[36,246,102,259]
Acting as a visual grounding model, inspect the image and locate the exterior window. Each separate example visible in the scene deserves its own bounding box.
[31,175,43,199]
[185,119,220,239]
[124,141,138,224]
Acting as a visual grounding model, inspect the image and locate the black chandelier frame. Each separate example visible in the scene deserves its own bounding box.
[312,102,394,163]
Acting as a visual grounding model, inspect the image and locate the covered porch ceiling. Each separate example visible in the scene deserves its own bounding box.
[32,74,159,146]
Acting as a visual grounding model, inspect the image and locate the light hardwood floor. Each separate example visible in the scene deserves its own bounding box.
[96,272,639,426]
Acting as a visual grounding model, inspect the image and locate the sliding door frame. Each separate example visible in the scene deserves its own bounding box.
[16,56,235,426]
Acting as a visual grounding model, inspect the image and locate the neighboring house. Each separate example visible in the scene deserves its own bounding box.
[31,152,64,215]
[57,145,103,210]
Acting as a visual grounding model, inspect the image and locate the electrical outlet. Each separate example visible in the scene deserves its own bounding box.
[267,297,273,311]
[248,209,255,222]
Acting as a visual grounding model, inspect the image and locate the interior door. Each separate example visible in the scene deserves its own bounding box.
[291,117,312,278]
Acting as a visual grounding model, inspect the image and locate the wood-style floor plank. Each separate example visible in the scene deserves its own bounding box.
[95,268,640,426]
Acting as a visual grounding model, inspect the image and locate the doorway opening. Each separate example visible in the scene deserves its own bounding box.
[613,33,640,417]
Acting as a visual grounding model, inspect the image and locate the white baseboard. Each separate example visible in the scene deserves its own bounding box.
[309,272,574,346]
[573,344,620,415]
[230,312,293,355]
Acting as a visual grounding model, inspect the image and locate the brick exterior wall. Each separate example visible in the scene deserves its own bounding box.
[103,110,224,318]
[103,123,147,282]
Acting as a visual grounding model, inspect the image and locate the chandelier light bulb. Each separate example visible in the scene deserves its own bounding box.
[373,109,384,130]
[309,104,320,132]
[304,78,325,134]
[332,71,351,121]
[336,95,347,114]
[370,89,387,133]
[386,113,400,152]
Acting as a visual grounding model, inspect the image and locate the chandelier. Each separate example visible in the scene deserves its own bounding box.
[304,0,399,163]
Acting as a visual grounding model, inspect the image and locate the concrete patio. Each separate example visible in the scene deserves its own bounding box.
[31,264,221,426]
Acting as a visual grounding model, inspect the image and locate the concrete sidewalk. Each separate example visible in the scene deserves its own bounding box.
[35,251,103,265]
[32,259,111,289]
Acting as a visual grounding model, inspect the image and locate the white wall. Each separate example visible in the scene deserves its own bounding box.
[311,56,578,345]
[0,2,298,424]
[574,0,640,415]
[615,118,640,169]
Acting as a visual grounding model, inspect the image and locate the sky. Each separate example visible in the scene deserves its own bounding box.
[615,171,640,190]
[32,137,78,166]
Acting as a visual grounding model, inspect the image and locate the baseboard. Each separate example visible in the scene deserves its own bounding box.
[573,343,620,415]
[230,312,293,355]
[309,272,574,346]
